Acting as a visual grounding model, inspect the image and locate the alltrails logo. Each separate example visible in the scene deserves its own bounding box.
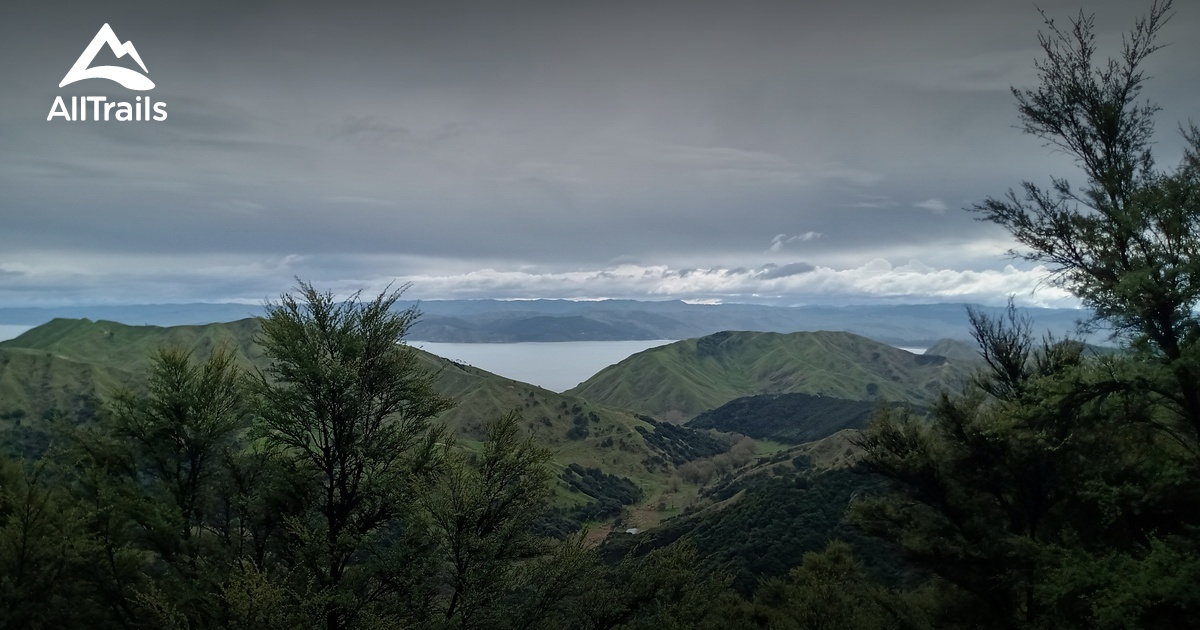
[47,23,167,122]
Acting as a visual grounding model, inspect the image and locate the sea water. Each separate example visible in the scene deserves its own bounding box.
[0,325,32,342]
[413,339,676,393]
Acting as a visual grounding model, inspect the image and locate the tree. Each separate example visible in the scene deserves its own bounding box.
[567,542,733,630]
[853,5,1200,621]
[973,0,1200,445]
[851,302,1200,627]
[47,345,252,628]
[424,411,556,627]
[751,541,930,630]
[253,281,453,630]
[0,456,97,629]
[105,346,248,553]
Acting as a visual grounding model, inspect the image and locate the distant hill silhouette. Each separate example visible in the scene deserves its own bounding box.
[0,301,1092,346]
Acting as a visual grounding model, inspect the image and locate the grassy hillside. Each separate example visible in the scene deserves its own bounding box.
[924,338,983,362]
[0,348,128,457]
[567,330,970,422]
[410,350,724,490]
[0,318,729,525]
[687,392,894,444]
[0,318,265,456]
[601,457,906,595]
[0,317,265,369]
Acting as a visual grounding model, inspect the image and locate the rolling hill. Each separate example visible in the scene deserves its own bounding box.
[566,330,971,422]
[687,392,894,444]
[924,337,984,362]
[0,317,729,520]
[0,318,266,456]
[0,317,265,368]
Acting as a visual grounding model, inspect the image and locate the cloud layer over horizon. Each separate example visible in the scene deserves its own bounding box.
[2,0,1197,306]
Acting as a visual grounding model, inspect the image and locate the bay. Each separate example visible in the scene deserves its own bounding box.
[0,325,32,342]
[412,339,676,393]
[0,325,930,393]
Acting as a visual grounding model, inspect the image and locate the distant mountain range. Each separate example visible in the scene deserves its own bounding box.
[0,300,1095,346]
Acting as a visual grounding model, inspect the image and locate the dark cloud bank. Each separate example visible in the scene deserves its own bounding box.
[1,0,1196,306]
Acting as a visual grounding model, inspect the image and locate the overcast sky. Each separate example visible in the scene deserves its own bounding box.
[2,0,1197,307]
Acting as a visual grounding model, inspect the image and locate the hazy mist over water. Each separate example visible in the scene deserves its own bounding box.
[415,341,931,392]
[0,326,32,342]
[413,340,676,392]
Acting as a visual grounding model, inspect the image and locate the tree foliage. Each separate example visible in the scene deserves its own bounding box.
[974,0,1200,443]
[424,411,555,626]
[854,4,1200,626]
[0,281,754,629]
[252,281,456,629]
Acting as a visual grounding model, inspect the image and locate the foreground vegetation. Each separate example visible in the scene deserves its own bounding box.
[849,1,1200,626]
[0,284,733,629]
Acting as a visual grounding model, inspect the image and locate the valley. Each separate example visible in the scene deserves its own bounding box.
[0,313,981,555]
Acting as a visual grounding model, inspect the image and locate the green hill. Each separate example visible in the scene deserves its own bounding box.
[410,350,723,484]
[566,330,970,422]
[601,457,906,595]
[687,392,894,444]
[0,317,729,524]
[0,317,265,369]
[924,338,983,362]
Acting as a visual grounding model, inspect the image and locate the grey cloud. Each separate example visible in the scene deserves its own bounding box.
[0,0,1196,305]
[759,262,816,280]
[324,196,395,207]
[325,115,412,145]
[914,199,949,213]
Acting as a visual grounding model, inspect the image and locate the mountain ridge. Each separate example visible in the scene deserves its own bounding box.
[566,329,971,422]
[0,317,728,524]
[0,301,1092,346]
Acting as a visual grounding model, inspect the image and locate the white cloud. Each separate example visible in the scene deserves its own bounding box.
[0,249,1075,309]
[914,198,948,213]
[769,231,824,252]
[395,260,1075,307]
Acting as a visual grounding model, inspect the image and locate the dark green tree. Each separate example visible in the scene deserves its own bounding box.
[851,3,1200,625]
[253,281,453,630]
[0,456,97,630]
[68,345,251,627]
[424,411,556,627]
[567,542,733,630]
[752,540,931,630]
[853,301,1200,627]
[973,0,1200,446]
[105,346,248,552]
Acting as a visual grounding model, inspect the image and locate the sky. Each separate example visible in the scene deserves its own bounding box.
[2,0,1197,307]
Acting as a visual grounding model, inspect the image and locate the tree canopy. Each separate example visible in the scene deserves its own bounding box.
[854,2,1200,627]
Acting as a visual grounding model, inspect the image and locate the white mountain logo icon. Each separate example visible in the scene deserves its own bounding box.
[59,23,154,91]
